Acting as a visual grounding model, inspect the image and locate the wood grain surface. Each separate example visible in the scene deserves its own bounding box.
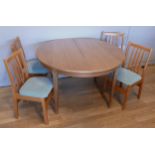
[37,38,124,77]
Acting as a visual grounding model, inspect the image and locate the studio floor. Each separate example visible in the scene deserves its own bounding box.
[0,66,155,128]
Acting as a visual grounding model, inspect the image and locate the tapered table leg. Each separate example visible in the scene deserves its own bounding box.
[52,70,59,114]
[109,69,117,107]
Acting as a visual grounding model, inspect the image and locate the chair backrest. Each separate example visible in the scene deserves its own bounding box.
[100,32,124,50]
[124,42,152,76]
[11,37,25,57]
[4,49,29,93]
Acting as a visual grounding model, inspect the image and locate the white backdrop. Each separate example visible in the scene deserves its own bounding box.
[0,26,154,86]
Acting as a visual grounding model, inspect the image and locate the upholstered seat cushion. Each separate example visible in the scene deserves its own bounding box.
[27,59,48,74]
[19,77,53,98]
[117,67,142,86]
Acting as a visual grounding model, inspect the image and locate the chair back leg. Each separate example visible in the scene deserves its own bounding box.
[13,97,19,118]
[138,81,144,99]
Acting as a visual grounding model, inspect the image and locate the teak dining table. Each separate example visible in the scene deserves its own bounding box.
[37,38,125,113]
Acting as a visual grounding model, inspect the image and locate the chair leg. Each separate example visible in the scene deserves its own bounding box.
[122,87,131,110]
[41,101,49,125]
[138,82,143,99]
[14,98,19,119]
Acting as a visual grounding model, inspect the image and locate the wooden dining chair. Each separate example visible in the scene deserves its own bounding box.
[11,37,48,76]
[100,32,125,51]
[4,49,54,124]
[114,42,152,109]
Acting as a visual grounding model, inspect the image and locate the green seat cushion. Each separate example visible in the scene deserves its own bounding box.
[19,77,53,98]
[117,67,142,86]
[27,59,48,74]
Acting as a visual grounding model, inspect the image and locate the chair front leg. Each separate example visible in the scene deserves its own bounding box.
[122,86,131,110]
[41,101,49,125]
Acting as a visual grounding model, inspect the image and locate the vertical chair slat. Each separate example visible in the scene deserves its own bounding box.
[135,49,144,73]
[131,47,139,71]
[134,48,142,71]
[127,46,135,69]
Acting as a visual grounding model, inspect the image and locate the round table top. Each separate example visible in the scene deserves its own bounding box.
[37,38,125,77]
